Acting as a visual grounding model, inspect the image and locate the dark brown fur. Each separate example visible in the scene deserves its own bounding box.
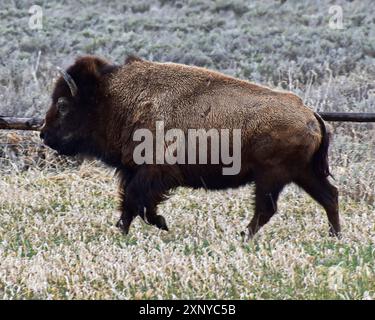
[41,55,340,238]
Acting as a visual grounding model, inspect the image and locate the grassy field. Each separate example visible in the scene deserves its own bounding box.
[0,0,374,299]
[0,130,374,299]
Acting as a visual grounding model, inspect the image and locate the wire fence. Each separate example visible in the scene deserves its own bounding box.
[0,113,374,172]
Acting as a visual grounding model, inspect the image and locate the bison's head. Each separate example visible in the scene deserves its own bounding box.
[40,56,113,156]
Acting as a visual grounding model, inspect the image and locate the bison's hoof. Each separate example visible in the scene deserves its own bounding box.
[329,228,342,239]
[155,215,169,231]
[116,219,130,235]
[240,231,248,241]
[240,230,254,241]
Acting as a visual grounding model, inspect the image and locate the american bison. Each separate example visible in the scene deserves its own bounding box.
[40,55,340,238]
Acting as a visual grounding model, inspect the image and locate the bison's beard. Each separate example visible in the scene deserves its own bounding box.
[55,144,79,156]
[44,137,83,157]
[46,137,102,160]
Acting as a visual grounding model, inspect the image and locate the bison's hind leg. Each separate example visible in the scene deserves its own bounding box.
[245,175,286,239]
[295,169,340,237]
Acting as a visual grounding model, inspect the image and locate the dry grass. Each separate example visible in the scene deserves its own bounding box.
[0,129,374,300]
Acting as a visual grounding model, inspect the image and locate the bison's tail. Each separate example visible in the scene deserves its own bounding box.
[312,112,332,178]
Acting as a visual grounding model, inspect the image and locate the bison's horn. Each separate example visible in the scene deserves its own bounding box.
[56,66,78,97]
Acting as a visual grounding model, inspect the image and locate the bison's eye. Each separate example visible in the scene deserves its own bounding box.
[56,97,70,115]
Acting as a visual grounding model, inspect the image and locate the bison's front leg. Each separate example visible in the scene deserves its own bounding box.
[116,186,140,235]
[143,204,169,231]
[117,166,178,234]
